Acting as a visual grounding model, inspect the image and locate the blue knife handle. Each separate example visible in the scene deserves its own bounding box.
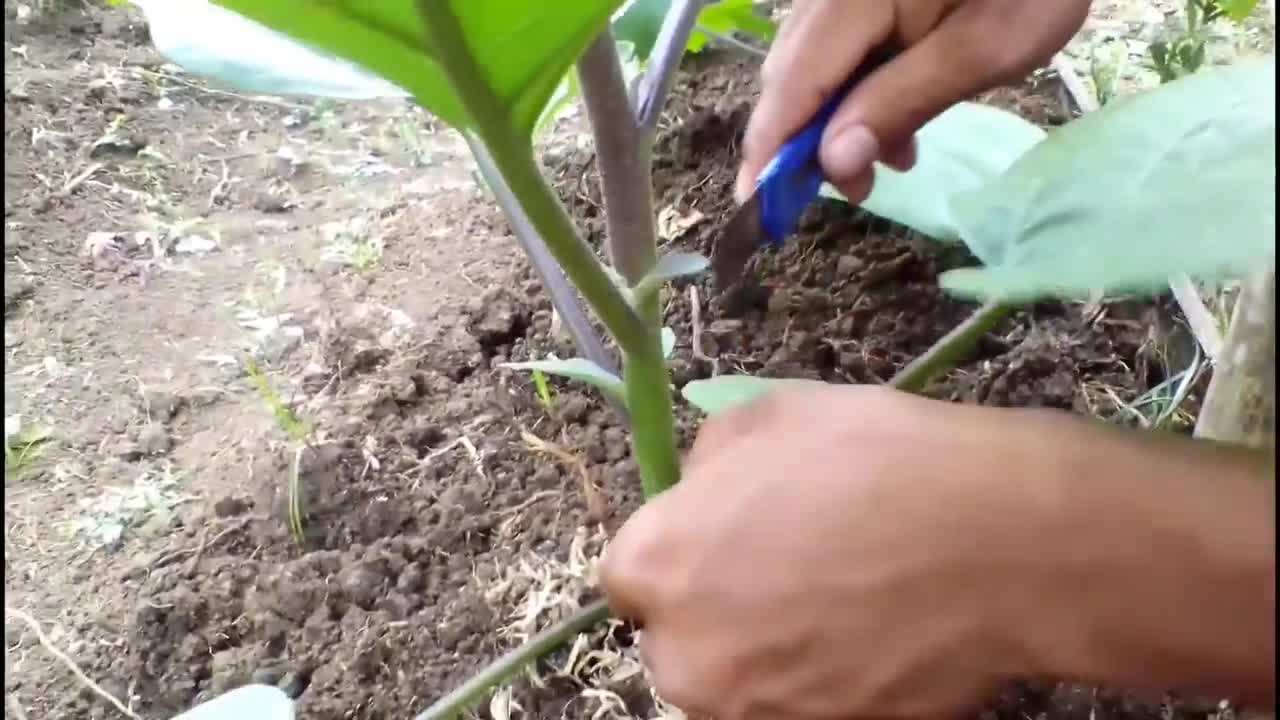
[753,47,897,245]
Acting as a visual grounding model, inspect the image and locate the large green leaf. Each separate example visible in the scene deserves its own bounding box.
[820,102,1046,242]
[681,375,816,415]
[941,59,1275,303]
[213,0,624,137]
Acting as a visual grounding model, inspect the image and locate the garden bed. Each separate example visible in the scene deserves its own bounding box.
[3,5,1214,720]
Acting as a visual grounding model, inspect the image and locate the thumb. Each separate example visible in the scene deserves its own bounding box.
[818,2,1086,195]
[599,490,684,623]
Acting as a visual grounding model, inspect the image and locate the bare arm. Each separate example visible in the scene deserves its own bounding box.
[1021,422,1275,707]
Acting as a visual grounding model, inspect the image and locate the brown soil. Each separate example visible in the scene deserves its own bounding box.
[3,4,1218,720]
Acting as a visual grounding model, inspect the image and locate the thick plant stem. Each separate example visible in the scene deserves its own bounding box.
[416,3,648,356]
[891,301,1012,393]
[579,31,681,496]
[1195,268,1275,451]
[577,32,656,286]
[625,342,682,496]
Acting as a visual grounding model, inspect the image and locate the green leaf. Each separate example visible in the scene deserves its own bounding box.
[1214,0,1261,21]
[614,0,776,60]
[820,102,1045,242]
[502,357,627,405]
[681,375,816,415]
[645,251,711,283]
[612,0,670,60]
[534,39,644,136]
[661,327,676,358]
[632,251,711,302]
[690,0,777,53]
[213,0,624,137]
[940,59,1275,304]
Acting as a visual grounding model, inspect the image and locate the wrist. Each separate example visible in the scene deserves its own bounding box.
[1009,416,1274,704]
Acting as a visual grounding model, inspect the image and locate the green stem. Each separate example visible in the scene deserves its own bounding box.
[416,2,648,356]
[411,599,612,720]
[625,336,681,497]
[890,301,1012,393]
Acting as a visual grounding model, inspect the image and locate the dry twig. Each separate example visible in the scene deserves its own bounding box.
[3,607,140,719]
[519,429,607,520]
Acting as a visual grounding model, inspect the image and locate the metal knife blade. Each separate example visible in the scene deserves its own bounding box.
[710,192,764,288]
[711,45,898,289]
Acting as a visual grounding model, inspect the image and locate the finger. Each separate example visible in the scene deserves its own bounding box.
[828,165,876,206]
[599,494,682,622]
[819,1,1088,184]
[683,379,833,472]
[735,0,894,202]
[881,135,918,173]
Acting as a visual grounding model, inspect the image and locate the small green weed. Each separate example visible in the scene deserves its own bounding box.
[532,368,556,412]
[321,216,384,273]
[244,357,311,545]
[4,416,52,479]
[244,357,310,441]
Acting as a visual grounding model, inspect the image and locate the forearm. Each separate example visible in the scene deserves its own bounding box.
[1023,419,1274,705]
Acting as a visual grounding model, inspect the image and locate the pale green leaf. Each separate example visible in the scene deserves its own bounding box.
[632,252,711,301]
[646,252,711,283]
[130,0,414,100]
[820,102,1045,242]
[661,327,676,358]
[172,684,294,720]
[681,375,816,415]
[612,0,669,59]
[940,59,1275,303]
[213,0,623,137]
[502,357,626,404]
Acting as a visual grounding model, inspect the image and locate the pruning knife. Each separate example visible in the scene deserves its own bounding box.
[712,46,899,288]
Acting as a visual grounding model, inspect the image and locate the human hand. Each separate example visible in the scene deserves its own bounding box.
[600,384,1277,718]
[736,0,1092,204]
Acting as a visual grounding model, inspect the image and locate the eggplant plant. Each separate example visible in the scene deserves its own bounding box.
[149,0,1272,717]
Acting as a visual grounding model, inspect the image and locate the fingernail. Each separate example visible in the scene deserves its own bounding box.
[823,125,880,181]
